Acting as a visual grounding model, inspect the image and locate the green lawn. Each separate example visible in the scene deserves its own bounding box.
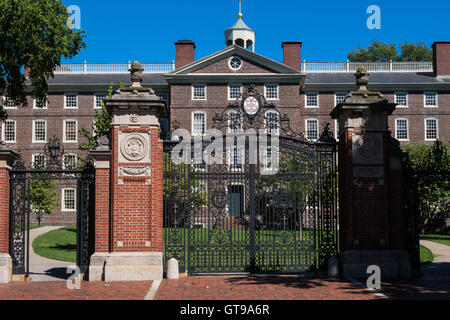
[29,224,42,230]
[32,226,77,262]
[420,234,450,247]
[420,245,434,264]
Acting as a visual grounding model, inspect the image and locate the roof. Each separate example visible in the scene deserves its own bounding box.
[43,73,168,87]
[228,18,253,31]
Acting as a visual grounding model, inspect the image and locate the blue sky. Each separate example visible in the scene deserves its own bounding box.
[61,0,450,64]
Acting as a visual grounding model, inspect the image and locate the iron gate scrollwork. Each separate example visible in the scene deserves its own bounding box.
[9,138,95,277]
[164,86,339,274]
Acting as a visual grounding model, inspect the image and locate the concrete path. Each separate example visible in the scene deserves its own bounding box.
[420,240,450,263]
[419,239,450,281]
[28,226,73,282]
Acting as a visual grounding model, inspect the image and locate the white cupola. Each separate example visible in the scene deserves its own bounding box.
[224,0,255,52]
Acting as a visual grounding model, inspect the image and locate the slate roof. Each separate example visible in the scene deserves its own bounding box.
[229,18,253,31]
[305,72,450,84]
[44,73,168,86]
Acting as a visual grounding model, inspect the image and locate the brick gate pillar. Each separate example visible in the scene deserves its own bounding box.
[331,67,411,279]
[89,62,167,282]
[0,144,17,284]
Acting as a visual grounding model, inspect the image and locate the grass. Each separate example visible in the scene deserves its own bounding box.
[32,226,77,262]
[29,224,42,230]
[420,245,434,264]
[420,234,450,247]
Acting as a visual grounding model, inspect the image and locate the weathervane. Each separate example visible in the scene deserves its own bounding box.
[238,0,243,19]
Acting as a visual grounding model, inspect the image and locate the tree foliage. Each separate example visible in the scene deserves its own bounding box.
[348,40,432,62]
[0,0,86,120]
[30,176,59,225]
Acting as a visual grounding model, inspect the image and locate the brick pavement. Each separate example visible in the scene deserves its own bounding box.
[154,275,379,300]
[0,280,153,300]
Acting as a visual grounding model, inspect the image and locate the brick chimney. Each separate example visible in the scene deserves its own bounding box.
[282,41,302,71]
[175,40,196,70]
[432,41,450,76]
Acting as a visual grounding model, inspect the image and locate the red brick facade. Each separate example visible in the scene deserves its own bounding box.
[282,41,302,71]
[433,41,450,76]
[0,168,10,253]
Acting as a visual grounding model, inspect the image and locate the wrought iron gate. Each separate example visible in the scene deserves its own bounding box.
[164,86,338,275]
[9,139,95,277]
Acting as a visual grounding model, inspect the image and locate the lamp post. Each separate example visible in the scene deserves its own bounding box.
[46,136,63,162]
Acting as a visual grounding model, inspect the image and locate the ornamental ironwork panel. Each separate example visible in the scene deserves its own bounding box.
[9,142,94,277]
[163,85,339,275]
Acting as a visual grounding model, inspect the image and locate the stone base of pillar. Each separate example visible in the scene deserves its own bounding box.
[340,250,411,279]
[0,253,12,284]
[89,252,163,282]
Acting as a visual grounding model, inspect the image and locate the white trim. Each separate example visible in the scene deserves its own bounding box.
[94,93,107,109]
[191,84,207,101]
[395,118,409,141]
[228,56,243,71]
[63,119,78,143]
[264,83,279,100]
[63,153,78,169]
[305,92,319,108]
[227,110,243,133]
[31,153,46,168]
[2,95,17,109]
[334,119,339,141]
[1,119,16,143]
[264,110,280,135]
[423,91,438,108]
[64,93,79,109]
[32,119,47,143]
[62,188,77,212]
[334,92,348,107]
[305,118,319,141]
[33,98,48,109]
[227,84,243,100]
[424,118,439,141]
[394,91,408,108]
[191,111,207,136]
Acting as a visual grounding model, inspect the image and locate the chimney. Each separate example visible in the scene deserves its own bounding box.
[432,41,450,76]
[175,40,196,70]
[282,41,302,71]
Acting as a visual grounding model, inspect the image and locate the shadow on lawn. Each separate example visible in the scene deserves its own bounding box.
[49,244,76,252]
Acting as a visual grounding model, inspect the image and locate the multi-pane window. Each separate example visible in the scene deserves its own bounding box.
[395,119,409,141]
[62,188,76,211]
[2,120,16,142]
[192,84,206,100]
[33,120,46,143]
[334,92,348,105]
[306,119,319,141]
[264,84,279,100]
[228,84,242,100]
[64,94,78,108]
[266,111,279,134]
[334,119,340,141]
[228,112,242,133]
[424,92,437,107]
[229,146,243,170]
[63,153,77,169]
[306,93,319,108]
[425,118,438,141]
[2,95,16,109]
[33,98,48,109]
[192,112,206,136]
[64,120,78,142]
[94,94,107,109]
[32,154,46,168]
[395,92,408,107]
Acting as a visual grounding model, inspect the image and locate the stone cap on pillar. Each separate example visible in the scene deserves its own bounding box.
[330,66,396,120]
[104,61,168,119]
[0,142,19,169]
[89,135,112,169]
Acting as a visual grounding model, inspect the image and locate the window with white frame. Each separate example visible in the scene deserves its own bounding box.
[94,93,107,109]
[62,188,76,211]
[33,97,48,109]
[395,119,409,141]
[334,92,348,105]
[228,84,242,100]
[306,119,319,141]
[265,111,279,134]
[228,145,243,170]
[64,120,78,142]
[64,94,78,108]
[192,112,206,136]
[228,111,242,133]
[192,84,206,100]
[425,118,438,141]
[32,154,46,168]
[264,84,279,100]
[395,92,408,107]
[33,120,46,143]
[2,120,16,143]
[2,95,16,109]
[424,92,438,107]
[63,153,77,169]
[262,145,279,173]
[334,119,340,141]
[305,93,319,108]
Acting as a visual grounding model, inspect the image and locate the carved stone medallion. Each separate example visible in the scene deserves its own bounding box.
[119,132,151,163]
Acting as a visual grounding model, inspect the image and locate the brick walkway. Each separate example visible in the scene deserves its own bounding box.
[155,275,379,300]
[0,280,152,300]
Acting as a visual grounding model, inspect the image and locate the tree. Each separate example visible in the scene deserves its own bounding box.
[30,177,59,225]
[79,82,123,151]
[348,40,432,62]
[0,0,86,120]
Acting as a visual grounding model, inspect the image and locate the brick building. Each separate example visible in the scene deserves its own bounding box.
[1,14,449,225]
